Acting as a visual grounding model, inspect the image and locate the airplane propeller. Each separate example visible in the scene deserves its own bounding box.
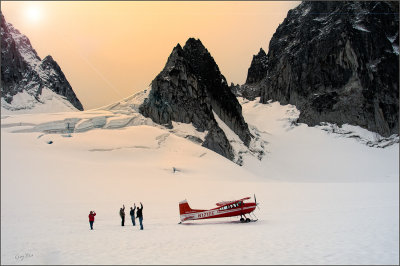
[254,194,260,210]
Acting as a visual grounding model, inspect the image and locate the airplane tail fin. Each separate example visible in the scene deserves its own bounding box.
[179,199,193,215]
[179,199,197,222]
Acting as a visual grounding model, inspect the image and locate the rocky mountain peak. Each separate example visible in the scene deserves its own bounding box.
[140,38,253,160]
[170,43,184,57]
[246,47,268,85]
[1,12,83,112]
[183,38,251,145]
[184,37,206,51]
[257,47,267,57]
[230,47,268,100]
[257,1,398,137]
[182,38,227,85]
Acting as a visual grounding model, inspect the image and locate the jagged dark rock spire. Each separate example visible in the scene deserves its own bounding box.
[246,48,268,84]
[140,38,253,160]
[231,47,268,100]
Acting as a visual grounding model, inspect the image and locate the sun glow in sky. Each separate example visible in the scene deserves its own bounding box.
[2,1,300,110]
[25,5,42,22]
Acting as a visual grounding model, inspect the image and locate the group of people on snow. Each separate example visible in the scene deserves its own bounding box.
[120,203,144,230]
[88,202,144,230]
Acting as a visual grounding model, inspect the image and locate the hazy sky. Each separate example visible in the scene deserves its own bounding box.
[2,1,300,109]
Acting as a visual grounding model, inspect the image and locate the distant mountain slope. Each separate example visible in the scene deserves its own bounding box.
[240,1,399,137]
[140,38,253,160]
[1,13,83,113]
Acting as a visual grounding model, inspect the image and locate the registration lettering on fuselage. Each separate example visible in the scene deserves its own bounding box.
[198,211,214,218]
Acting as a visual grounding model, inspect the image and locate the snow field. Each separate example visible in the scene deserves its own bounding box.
[239,98,399,182]
[1,97,398,264]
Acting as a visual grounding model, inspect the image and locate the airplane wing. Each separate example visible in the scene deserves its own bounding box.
[216,197,251,206]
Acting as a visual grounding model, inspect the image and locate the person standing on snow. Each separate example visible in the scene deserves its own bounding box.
[130,204,136,226]
[88,211,96,230]
[136,202,144,230]
[120,205,125,226]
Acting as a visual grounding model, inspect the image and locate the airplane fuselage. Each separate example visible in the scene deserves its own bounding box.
[180,201,256,222]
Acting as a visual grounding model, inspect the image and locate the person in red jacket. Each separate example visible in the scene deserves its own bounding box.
[89,211,96,230]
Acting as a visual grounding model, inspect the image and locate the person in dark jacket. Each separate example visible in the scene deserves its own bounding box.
[120,205,125,226]
[88,211,96,230]
[130,204,136,226]
[136,202,144,230]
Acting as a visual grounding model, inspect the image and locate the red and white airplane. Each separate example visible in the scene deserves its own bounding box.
[179,195,259,223]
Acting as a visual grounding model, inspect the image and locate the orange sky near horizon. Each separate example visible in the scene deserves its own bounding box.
[1,1,300,109]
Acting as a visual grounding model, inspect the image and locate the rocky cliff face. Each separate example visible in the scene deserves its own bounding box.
[140,38,252,159]
[230,83,261,101]
[1,13,83,111]
[230,48,268,100]
[246,48,268,84]
[257,1,398,137]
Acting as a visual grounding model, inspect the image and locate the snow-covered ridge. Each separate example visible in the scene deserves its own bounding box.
[317,123,399,148]
[1,88,211,153]
[239,97,399,149]
[1,88,267,164]
[99,87,151,114]
[2,89,153,133]
[213,110,266,165]
[5,20,41,67]
[238,97,398,182]
[2,93,398,175]
[1,88,78,114]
